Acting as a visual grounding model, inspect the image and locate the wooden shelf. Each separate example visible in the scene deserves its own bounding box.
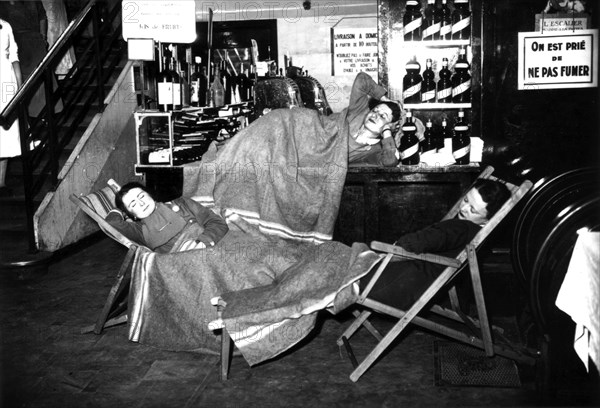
[404,103,472,110]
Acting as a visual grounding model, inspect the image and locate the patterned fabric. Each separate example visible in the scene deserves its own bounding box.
[80,186,116,219]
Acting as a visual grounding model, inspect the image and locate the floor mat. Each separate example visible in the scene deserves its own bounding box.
[433,341,521,388]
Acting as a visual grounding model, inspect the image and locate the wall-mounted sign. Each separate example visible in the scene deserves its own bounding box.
[535,13,590,33]
[122,0,196,43]
[518,29,597,90]
[332,27,378,79]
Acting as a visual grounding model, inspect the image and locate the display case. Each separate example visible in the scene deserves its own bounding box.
[134,102,253,172]
[378,0,481,138]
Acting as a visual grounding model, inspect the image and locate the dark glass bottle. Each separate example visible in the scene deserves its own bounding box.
[452,0,471,40]
[221,61,232,105]
[437,57,452,103]
[451,48,471,103]
[400,111,420,165]
[439,0,452,40]
[403,58,422,104]
[169,57,182,110]
[452,110,470,165]
[438,117,451,150]
[157,55,173,112]
[421,58,436,103]
[403,0,423,41]
[190,56,204,107]
[422,0,440,41]
[238,63,248,101]
[178,60,190,107]
[421,119,436,154]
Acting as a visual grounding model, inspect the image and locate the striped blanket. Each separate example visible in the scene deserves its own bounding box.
[127,108,381,361]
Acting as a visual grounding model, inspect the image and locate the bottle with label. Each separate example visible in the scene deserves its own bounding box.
[190,57,202,107]
[422,0,440,41]
[399,111,420,165]
[439,0,452,40]
[210,66,225,107]
[452,110,470,165]
[452,0,471,40]
[157,55,173,112]
[421,119,436,154]
[437,57,452,103]
[169,57,182,110]
[438,116,451,150]
[403,0,423,41]
[421,58,436,103]
[452,48,471,103]
[403,58,422,104]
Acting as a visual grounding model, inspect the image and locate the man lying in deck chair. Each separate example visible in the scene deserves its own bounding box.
[106,182,229,254]
[358,179,510,309]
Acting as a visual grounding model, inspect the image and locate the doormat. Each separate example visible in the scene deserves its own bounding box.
[433,341,521,388]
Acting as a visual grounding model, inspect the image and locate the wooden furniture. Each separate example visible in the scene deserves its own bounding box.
[334,165,481,245]
[338,166,538,382]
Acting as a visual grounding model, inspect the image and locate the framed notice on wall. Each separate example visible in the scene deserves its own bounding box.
[518,29,598,90]
[331,27,378,79]
[122,0,196,43]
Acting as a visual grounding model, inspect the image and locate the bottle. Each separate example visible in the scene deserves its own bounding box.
[169,57,182,110]
[210,66,225,107]
[157,55,173,112]
[422,0,440,41]
[190,56,202,107]
[436,57,452,103]
[451,48,471,103]
[399,111,420,165]
[452,0,471,40]
[438,117,451,150]
[403,58,422,104]
[403,0,422,41]
[201,65,209,106]
[452,110,470,165]
[178,60,190,107]
[238,63,248,101]
[439,0,452,40]
[421,119,436,154]
[221,61,232,105]
[421,58,436,103]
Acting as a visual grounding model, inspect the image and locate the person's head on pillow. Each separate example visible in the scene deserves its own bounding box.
[458,179,511,226]
[115,182,157,221]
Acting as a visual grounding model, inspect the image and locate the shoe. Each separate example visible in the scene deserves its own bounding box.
[0,186,14,197]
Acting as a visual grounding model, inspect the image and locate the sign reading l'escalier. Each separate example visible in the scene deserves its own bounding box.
[122,0,196,43]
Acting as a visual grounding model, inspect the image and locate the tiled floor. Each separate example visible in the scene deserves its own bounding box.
[0,237,596,407]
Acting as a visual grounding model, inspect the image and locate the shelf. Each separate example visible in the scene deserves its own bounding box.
[400,39,470,48]
[404,103,471,110]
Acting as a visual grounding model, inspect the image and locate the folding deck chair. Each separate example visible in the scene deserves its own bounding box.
[338,166,538,382]
[69,180,144,335]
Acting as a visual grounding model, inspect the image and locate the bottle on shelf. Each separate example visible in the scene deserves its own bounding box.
[190,56,204,107]
[452,0,471,40]
[178,60,190,107]
[399,111,420,165]
[438,116,451,150]
[157,55,173,112]
[403,0,423,41]
[210,65,225,107]
[452,110,470,165]
[202,64,210,106]
[238,62,248,102]
[221,60,232,105]
[421,118,436,154]
[437,57,452,103]
[422,0,440,41]
[451,47,471,103]
[439,0,452,41]
[421,58,436,103]
[169,56,182,110]
[403,57,422,104]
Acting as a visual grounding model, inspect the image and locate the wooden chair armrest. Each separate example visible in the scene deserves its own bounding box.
[370,241,462,268]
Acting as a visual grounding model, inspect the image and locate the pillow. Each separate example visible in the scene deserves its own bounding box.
[80,186,117,219]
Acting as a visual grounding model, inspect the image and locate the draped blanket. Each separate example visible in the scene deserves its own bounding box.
[127,108,381,362]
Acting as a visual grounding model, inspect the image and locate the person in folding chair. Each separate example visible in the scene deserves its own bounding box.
[358,179,510,310]
[106,182,229,254]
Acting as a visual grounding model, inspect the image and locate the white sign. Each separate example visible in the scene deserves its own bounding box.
[518,29,598,90]
[122,0,196,43]
[535,13,589,33]
[332,27,378,79]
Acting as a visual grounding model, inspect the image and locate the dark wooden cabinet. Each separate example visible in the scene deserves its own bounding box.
[333,165,480,245]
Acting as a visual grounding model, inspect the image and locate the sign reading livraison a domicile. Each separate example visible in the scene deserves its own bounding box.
[122,0,196,43]
[518,29,598,90]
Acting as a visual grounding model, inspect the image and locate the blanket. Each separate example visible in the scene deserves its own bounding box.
[127,107,380,360]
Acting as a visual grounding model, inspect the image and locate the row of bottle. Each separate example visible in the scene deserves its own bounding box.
[403,0,470,41]
[403,47,471,104]
[156,50,255,112]
[399,110,470,165]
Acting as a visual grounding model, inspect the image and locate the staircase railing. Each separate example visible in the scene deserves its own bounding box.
[0,0,124,253]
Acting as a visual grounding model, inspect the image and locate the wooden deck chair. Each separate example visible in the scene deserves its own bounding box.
[69,180,145,335]
[338,166,539,382]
